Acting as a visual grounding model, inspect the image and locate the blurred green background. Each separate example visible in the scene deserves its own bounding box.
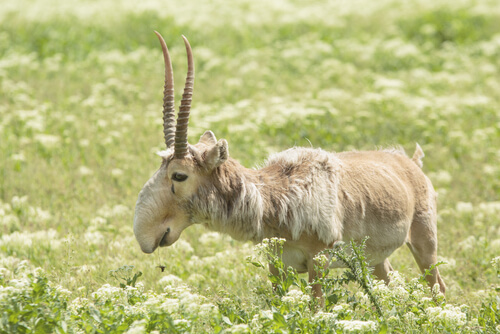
[0,0,499,332]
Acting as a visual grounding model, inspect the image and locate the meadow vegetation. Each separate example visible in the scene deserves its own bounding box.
[1,0,499,332]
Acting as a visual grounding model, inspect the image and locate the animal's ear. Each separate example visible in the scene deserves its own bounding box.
[199,130,217,146]
[204,139,228,169]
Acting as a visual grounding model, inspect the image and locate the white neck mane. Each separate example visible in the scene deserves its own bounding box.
[188,147,343,245]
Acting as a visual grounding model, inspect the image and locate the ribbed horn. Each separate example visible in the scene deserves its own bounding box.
[174,35,194,159]
[154,31,176,148]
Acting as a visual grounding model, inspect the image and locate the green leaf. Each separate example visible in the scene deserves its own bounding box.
[249,261,264,268]
[221,316,232,326]
[273,312,287,327]
[327,294,339,305]
[378,322,388,334]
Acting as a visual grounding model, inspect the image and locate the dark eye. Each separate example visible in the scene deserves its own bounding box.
[171,172,188,182]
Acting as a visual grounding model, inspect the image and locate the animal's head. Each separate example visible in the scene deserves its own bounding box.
[133,32,229,254]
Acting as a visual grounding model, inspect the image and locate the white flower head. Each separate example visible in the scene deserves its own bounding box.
[426,305,466,327]
[78,166,93,176]
[34,134,60,148]
[111,168,124,177]
[198,232,223,245]
[227,324,250,333]
[11,195,28,210]
[159,274,182,288]
[337,320,377,331]
[281,289,311,305]
[456,202,474,214]
[125,319,147,334]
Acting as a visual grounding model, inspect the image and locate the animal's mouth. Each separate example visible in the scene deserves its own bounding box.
[159,227,171,247]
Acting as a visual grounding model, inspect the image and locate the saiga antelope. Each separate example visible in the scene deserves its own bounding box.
[133,32,446,299]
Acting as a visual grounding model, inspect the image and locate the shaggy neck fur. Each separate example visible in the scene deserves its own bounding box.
[188,147,343,244]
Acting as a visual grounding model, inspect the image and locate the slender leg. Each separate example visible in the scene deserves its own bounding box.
[307,258,324,306]
[373,258,394,284]
[407,213,446,294]
[269,263,281,292]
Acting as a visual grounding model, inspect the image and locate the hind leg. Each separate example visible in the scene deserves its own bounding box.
[373,258,394,284]
[407,213,446,294]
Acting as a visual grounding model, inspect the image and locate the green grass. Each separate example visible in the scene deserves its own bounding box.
[1,0,499,332]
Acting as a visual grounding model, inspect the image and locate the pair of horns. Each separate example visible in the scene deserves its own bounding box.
[155,31,194,159]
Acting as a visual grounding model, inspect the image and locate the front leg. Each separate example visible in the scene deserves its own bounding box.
[308,258,324,306]
[269,263,281,292]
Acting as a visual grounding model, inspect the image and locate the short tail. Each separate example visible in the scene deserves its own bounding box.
[412,143,424,168]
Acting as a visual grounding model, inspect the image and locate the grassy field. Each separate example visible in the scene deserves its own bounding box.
[1,0,499,332]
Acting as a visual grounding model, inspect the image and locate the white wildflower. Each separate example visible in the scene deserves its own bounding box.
[438,257,456,268]
[478,202,500,216]
[28,207,51,222]
[0,214,20,229]
[78,166,93,176]
[458,236,476,251]
[198,302,217,318]
[0,267,11,278]
[172,239,194,253]
[97,204,129,218]
[198,232,223,245]
[404,312,418,322]
[490,239,500,251]
[25,117,45,131]
[426,305,466,327]
[227,324,250,333]
[483,164,497,175]
[97,119,107,128]
[281,289,311,305]
[9,278,30,289]
[77,264,96,275]
[394,286,410,300]
[92,284,123,302]
[491,256,500,270]
[173,319,190,328]
[159,298,180,313]
[15,260,31,273]
[159,274,182,287]
[111,168,124,177]
[34,134,60,148]
[260,309,273,320]
[432,283,444,297]
[250,314,262,331]
[54,285,72,298]
[372,279,389,294]
[313,253,330,268]
[313,311,337,323]
[11,195,28,210]
[125,319,147,334]
[84,231,104,245]
[387,271,405,287]
[10,152,25,162]
[374,77,405,89]
[90,216,107,227]
[0,229,61,249]
[429,170,452,185]
[456,202,474,214]
[332,303,349,313]
[337,320,377,331]
[121,114,134,123]
[187,273,205,285]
